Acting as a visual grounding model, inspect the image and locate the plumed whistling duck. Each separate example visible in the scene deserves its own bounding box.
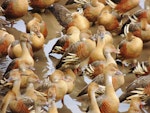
[78,63,124,97]
[0,0,28,19]
[0,69,30,113]
[127,97,143,113]
[82,0,105,24]
[87,82,101,113]
[124,18,150,42]
[105,0,140,13]
[7,39,33,59]
[29,24,45,52]
[97,5,121,31]
[47,85,58,113]
[49,26,81,55]
[116,32,143,66]
[3,33,34,78]
[119,74,150,103]
[56,38,96,70]
[29,0,55,10]
[49,3,90,30]
[96,63,120,113]
[26,13,48,38]
[0,29,15,57]
[49,69,68,102]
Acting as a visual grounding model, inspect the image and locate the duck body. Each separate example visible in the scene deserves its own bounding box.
[26,13,48,38]
[117,33,143,60]
[29,0,55,9]
[1,0,28,18]
[0,30,15,57]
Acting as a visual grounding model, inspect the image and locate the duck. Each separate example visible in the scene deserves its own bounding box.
[124,18,150,42]
[127,97,143,113]
[0,0,28,19]
[55,38,96,70]
[3,33,35,78]
[87,82,101,113]
[29,24,45,52]
[47,85,58,113]
[96,5,121,32]
[49,69,68,102]
[0,29,15,57]
[119,74,150,103]
[82,0,105,24]
[26,13,48,38]
[116,32,143,66]
[49,26,81,55]
[29,0,55,11]
[63,68,76,94]
[105,0,140,13]
[96,63,120,113]
[78,63,124,97]
[49,3,90,31]
[7,39,33,59]
[0,69,30,113]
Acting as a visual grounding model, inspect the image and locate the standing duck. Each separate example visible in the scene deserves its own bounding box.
[3,33,34,78]
[87,82,101,113]
[96,63,120,113]
[0,0,28,19]
[116,32,143,66]
[26,13,48,38]
[105,0,140,13]
[0,29,15,57]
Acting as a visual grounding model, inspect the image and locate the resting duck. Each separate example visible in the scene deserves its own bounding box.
[3,33,34,77]
[49,69,68,102]
[0,0,28,19]
[87,82,101,113]
[82,0,105,24]
[29,24,45,52]
[0,29,15,57]
[29,0,55,11]
[26,13,48,38]
[96,63,120,113]
[49,26,81,55]
[56,38,96,70]
[49,3,90,31]
[124,18,150,42]
[7,39,33,59]
[105,0,140,13]
[0,69,29,113]
[97,6,121,32]
[116,32,143,66]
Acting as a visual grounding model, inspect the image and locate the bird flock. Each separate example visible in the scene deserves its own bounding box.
[0,0,150,113]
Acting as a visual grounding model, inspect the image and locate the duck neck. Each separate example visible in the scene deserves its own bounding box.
[105,52,116,66]
[21,41,30,57]
[105,74,115,96]
[89,91,100,113]
[12,79,21,97]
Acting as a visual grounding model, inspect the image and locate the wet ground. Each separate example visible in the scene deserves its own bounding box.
[0,0,150,113]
